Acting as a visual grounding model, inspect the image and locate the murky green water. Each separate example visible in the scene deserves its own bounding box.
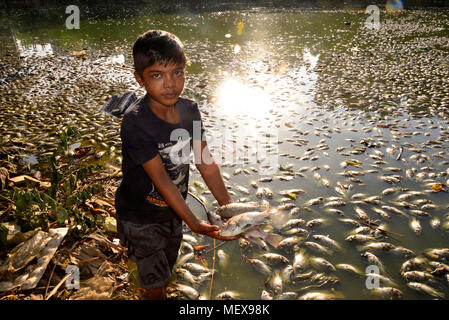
[1,2,449,300]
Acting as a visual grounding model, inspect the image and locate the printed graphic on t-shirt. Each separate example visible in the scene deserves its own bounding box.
[145,137,191,207]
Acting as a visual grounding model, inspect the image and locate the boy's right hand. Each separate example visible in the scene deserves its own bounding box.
[189,220,239,241]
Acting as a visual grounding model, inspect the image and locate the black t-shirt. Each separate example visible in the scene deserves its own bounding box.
[115,94,205,224]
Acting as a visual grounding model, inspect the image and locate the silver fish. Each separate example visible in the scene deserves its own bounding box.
[336,264,363,276]
[407,282,445,299]
[262,253,289,264]
[310,257,336,272]
[293,251,307,274]
[214,202,265,218]
[312,234,342,252]
[370,287,403,299]
[268,270,283,295]
[247,258,272,278]
[216,291,240,300]
[304,241,332,255]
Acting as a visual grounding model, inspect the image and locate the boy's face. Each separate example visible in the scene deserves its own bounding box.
[134,61,186,108]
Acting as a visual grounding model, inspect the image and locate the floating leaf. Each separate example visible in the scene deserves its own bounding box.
[237,21,244,35]
[432,184,443,192]
[193,245,209,251]
[287,193,297,200]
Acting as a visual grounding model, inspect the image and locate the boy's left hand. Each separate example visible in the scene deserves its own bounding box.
[190,220,239,241]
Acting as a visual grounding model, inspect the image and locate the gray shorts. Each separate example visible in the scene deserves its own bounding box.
[117,218,183,290]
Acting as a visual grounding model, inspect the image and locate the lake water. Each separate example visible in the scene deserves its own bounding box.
[1,1,449,300]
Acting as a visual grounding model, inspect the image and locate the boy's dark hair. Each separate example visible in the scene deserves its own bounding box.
[133,30,187,78]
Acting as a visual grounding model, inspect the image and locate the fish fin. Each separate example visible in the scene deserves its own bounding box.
[270,209,290,229]
[265,233,284,248]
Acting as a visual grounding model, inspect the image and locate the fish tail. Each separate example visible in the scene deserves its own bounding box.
[265,233,284,248]
[269,209,290,229]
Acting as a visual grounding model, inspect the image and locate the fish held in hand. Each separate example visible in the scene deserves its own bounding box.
[214,202,267,218]
[218,209,288,248]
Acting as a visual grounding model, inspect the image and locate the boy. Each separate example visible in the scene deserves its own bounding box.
[114,30,237,300]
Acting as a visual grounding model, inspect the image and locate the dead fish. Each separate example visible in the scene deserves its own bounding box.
[217,249,228,267]
[261,290,273,300]
[263,187,274,199]
[216,291,240,300]
[268,270,283,295]
[407,282,445,299]
[323,200,346,207]
[382,187,399,196]
[336,264,363,276]
[236,185,250,195]
[275,292,298,300]
[174,267,198,286]
[351,193,369,199]
[370,287,403,299]
[310,257,336,272]
[215,202,265,218]
[345,234,375,243]
[293,251,307,274]
[409,209,430,217]
[183,262,212,275]
[367,273,397,287]
[354,226,371,234]
[421,203,437,210]
[304,241,332,255]
[424,248,449,260]
[282,227,309,235]
[339,218,360,226]
[325,208,345,217]
[306,197,324,206]
[173,283,199,299]
[409,218,422,235]
[361,252,385,273]
[277,203,297,211]
[278,188,306,196]
[306,218,326,228]
[401,257,428,274]
[281,219,305,230]
[361,242,395,252]
[362,196,381,204]
[354,206,369,221]
[247,258,272,278]
[298,291,340,300]
[256,187,264,198]
[278,236,303,249]
[312,234,342,252]
[372,207,391,220]
[402,271,434,282]
[262,253,289,264]
[381,205,406,216]
[391,246,415,258]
